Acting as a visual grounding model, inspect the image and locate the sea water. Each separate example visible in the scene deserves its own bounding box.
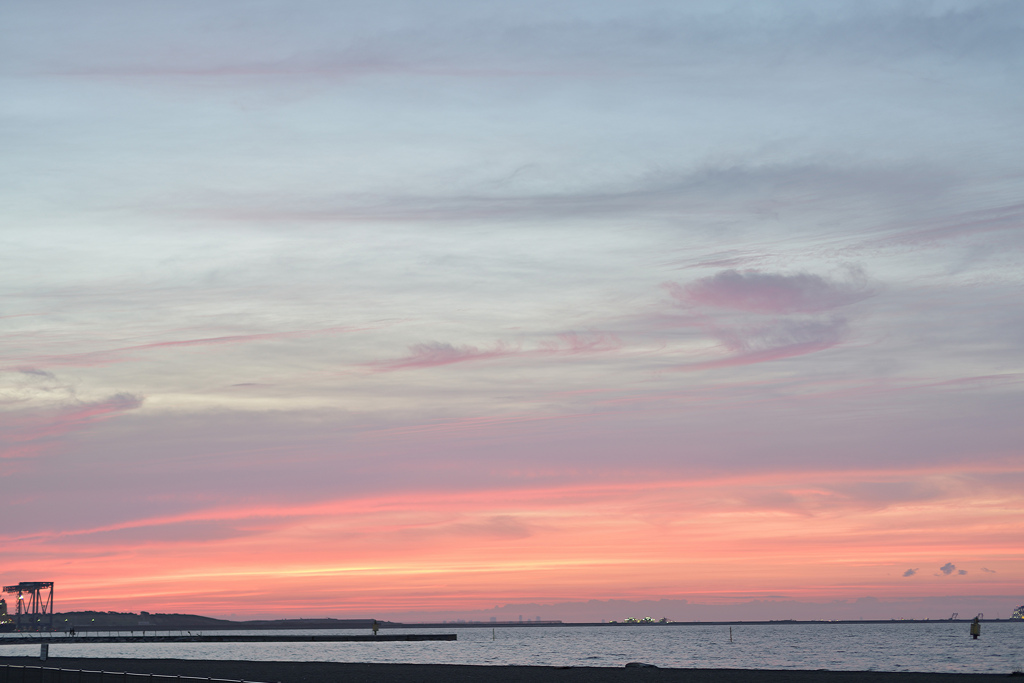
[1,623,1022,674]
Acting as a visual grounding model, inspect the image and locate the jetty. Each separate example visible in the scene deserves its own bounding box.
[0,633,455,645]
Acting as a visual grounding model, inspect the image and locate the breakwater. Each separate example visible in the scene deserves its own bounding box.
[0,633,455,645]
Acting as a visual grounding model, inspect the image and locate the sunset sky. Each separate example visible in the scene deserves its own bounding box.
[2,1,1022,622]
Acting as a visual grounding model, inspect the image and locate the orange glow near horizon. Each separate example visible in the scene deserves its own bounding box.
[7,463,1022,619]
[4,0,1024,629]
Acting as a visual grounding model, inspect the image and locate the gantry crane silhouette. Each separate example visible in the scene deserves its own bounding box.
[2,582,54,631]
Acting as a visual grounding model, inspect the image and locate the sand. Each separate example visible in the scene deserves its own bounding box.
[1,657,1018,683]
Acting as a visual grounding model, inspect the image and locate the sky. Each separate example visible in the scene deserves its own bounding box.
[1,1,1022,623]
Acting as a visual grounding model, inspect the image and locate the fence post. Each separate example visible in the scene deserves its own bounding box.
[40,644,49,661]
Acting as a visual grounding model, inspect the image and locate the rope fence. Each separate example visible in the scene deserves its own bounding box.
[1,665,264,683]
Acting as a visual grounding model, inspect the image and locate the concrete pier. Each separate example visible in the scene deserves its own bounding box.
[0,633,456,645]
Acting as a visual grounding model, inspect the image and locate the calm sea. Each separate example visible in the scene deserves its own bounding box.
[2,624,1022,674]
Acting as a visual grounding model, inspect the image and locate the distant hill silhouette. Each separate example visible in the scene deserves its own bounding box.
[49,611,381,632]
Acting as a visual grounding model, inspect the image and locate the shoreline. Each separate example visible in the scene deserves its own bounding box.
[0,657,1017,683]
[16,618,1023,634]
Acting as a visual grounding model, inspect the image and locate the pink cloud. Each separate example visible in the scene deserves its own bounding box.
[538,332,621,354]
[676,269,874,314]
[660,270,862,371]
[665,316,847,372]
[362,410,596,440]
[53,393,142,425]
[10,325,361,370]
[1,393,143,459]
[6,460,1021,618]
[677,337,842,372]
[373,341,518,371]
[371,332,621,372]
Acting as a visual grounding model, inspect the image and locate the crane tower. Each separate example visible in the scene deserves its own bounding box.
[2,582,54,631]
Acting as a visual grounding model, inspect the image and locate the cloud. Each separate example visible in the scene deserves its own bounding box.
[1,369,75,407]
[372,341,517,371]
[18,368,56,378]
[939,562,957,575]
[981,567,996,573]
[861,201,1024,249]
[679,269,874,314]
[957,569,967,575]
[717,318,847,354]
[149,156,967,232]
[13,0,1022,84]
[679,337,842,372]
[676,318,847,372]
[62,392,143,421]
[537,332,621,355]
[902,568,918,577]
[663,269,869,372]
[371,332,621,372]
[449,515,533,541]
[46,518,258,547]
[1,393,144,459]
[14,326,358,370]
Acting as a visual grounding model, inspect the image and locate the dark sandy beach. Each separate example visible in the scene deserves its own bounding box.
[1,657,1017,683]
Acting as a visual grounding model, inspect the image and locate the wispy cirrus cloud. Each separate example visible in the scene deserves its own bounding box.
[1,393,144,459]
[8,326,362,370]
[153,160,960,228]
[370,332,621,372]
[11,461,1016,544]
[538,332,621,354]
[714,318,847,356]
[674,269,874,314]
[859,201,1024,249]
[1,368,70,407]
[678,334,845,373]
[372,341,518,371]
